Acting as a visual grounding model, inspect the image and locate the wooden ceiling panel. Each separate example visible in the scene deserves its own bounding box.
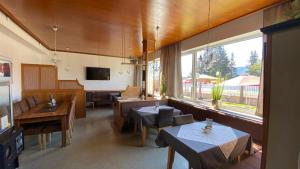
[0,0,284,57]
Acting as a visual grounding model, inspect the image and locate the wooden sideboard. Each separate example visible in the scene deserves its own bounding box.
[21,64,86,118]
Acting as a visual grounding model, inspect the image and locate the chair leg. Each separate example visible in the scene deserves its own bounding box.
[167,147,175,169]
[38,134,43,150]
[141,126,147,147]
[67,130,71,145]
[188,163,192,169]
[42,134,47,150]
[46,133,52,144]
[236,155,241,163]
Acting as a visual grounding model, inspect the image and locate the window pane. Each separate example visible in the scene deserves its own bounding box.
[147,58,160,96]
[194,37,263,118]
[153,59,160,96]
[181,54,193,99]
[147,61,154,95]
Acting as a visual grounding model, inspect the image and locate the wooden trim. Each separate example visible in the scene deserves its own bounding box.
[58,79,84,89]
[261,18,300,34]
[260,35,273,169]
[57,49,129,58]
[0,4,50,50]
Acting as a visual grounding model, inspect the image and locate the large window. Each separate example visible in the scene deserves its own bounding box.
[181,54,193,99]
[147,58,160,96]
[182,36,263,119]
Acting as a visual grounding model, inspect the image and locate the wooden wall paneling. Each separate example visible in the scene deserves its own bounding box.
[40,65,57,89]
[21,64,86,118]
[59,80,84,90]
[21,64,40,90]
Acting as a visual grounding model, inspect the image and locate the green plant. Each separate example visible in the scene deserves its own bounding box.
[160,83,167,95]
[211,73,224,101]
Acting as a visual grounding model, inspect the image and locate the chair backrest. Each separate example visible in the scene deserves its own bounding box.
[158,108,174,128]
[68,96,77,130]
[26,96,36,108]
[33,95,41,105]
[0,106,9,117]
[121,86,141,99]
[173,114,194,126]
[19,100,29,112]
[13,102,23,117]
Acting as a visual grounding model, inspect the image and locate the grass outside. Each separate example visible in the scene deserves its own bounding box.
[222,102,257,110]
[221,101,257,115]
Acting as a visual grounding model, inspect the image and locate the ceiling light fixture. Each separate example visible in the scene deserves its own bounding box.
[51,25,61,65]
[199,0,214,68]
[65,47,71,72]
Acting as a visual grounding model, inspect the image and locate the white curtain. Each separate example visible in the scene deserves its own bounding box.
[160,42,183,98]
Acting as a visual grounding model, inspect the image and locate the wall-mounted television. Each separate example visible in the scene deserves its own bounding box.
[86,67,110,80]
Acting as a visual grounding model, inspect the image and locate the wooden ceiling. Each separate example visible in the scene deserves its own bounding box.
[0,0,283,57]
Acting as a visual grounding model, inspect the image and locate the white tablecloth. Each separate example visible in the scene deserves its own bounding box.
[137,105,174,114]
[177,122,238,159]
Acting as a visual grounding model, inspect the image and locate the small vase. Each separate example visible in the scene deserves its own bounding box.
[161,93,166,99]
[212,100,221,109]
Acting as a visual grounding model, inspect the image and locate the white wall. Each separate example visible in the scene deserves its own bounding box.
[0,11,134,101]
[0,12,49,101]
[41,52,134,91]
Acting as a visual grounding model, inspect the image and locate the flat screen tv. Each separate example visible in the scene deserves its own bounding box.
[86,67,110,80]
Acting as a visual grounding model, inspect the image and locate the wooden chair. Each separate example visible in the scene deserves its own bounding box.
[14,101,45,150]
[173,114,194,126]
[141,108,174,146]
[33,95,42,105]
[19,100,30,112]
[26,96,36,109]
[13,102,23,117]
[42,95,77,146]
[121,86,141,99]
[173,114,194,169]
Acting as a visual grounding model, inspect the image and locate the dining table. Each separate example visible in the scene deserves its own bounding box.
[130,105,182,133]
[14,102,69,147]
[155,121,253,169]
[129,105,182,146]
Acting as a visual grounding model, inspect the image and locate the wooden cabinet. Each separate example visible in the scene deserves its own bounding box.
[261,19,300,169]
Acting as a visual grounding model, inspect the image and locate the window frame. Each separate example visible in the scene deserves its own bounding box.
[181,31,263,122]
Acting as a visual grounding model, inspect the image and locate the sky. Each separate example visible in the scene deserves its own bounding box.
[181,37,263,77]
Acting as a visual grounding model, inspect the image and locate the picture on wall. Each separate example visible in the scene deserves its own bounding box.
[0,61,11,77]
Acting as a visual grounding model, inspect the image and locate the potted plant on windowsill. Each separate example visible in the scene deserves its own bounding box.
[160,83,167,99]
[211,73,224,109]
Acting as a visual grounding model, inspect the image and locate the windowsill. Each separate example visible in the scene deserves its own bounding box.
[170,98,263,124]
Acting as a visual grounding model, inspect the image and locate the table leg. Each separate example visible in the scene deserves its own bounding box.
[141,126,147,147]
[167,147,175,169]
[61,116,67,147]
[133,119,137,135]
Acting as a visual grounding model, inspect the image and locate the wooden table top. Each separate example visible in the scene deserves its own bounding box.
[15,102,69,120]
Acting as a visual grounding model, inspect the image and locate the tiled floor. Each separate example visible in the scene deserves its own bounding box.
[19,107,261,169]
